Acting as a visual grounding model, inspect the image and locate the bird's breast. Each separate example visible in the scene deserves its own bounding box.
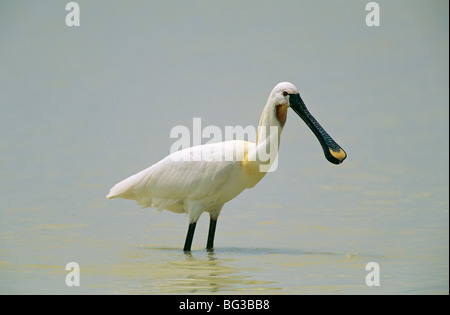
[240,158,267,189]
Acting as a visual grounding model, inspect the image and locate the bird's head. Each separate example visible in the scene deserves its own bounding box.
[271,81,347,165]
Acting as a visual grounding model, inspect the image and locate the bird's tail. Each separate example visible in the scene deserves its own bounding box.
[106,174,138,200]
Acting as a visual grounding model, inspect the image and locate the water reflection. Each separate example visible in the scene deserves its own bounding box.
[98,246,370,294]
[103,246,281,294]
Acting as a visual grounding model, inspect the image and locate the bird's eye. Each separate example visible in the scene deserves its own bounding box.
[282,91,288,97]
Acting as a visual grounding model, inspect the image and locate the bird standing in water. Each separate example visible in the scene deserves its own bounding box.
[107,82,346,251]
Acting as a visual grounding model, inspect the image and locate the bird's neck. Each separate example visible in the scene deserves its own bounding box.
[247,104,284,173]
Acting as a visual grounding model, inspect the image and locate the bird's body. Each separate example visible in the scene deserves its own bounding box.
[107,82,347,251]
[107,140,262,223]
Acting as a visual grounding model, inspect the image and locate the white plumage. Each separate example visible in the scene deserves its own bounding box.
[107,140,257,223]
[107,82,346,251]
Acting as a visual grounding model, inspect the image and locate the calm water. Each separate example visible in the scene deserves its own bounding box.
[1,1,448,294]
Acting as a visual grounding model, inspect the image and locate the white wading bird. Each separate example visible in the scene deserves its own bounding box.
[107,82,347,251]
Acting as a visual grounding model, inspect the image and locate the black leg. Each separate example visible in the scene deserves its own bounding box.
[206,218,217,251]
[183,222,197,252]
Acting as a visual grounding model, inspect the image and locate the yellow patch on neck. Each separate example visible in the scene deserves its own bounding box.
[329,148,347,162]
[276,105,288,127]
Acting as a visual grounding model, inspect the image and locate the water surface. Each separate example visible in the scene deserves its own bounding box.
[0,0,448,294]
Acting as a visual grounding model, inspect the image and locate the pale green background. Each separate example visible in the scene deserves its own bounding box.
[0,0,448,294]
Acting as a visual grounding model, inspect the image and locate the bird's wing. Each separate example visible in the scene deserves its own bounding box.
[107,141,248,208]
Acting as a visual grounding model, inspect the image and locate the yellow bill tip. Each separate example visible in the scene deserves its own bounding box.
[329,147,347,163]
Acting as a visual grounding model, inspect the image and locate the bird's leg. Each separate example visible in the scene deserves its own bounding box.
[183,222,197,252]
[206,218,217,251]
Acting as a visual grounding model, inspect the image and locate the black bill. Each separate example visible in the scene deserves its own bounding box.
[289,93,347,165]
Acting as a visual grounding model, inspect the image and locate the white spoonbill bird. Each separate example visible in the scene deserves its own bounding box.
[107,82,347,251]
